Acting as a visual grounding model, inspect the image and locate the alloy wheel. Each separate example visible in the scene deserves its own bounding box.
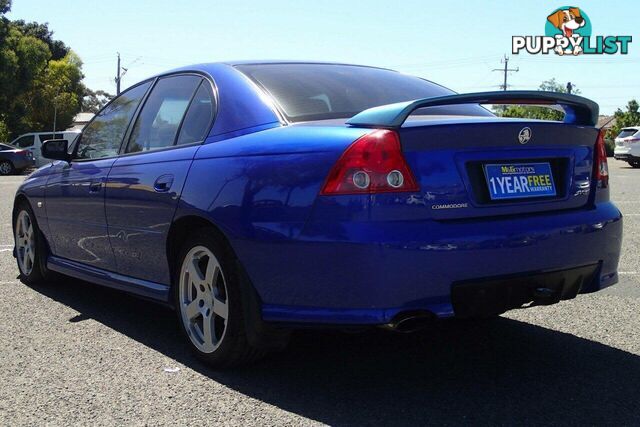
[178,245,229,353]
[15,210,35,276]
[0,161,12,175]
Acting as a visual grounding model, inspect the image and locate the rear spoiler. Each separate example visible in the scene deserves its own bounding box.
[346,91,599,128]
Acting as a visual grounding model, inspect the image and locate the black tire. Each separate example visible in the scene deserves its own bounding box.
[0,160,14,175]
[631,161,640,169]
[173,228,267,367]
[13,201,58,285]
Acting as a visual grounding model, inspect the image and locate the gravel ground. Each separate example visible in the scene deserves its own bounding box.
[0,161,639,426]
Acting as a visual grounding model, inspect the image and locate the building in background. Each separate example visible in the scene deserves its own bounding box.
[598,115,617,131]
[66,112,94,131]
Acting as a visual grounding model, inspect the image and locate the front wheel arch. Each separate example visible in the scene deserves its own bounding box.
[12,194,29,225]
[12,197,58,284]
[12,194,53,256]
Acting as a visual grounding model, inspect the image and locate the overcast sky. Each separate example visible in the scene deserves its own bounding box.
[8,0,640,114]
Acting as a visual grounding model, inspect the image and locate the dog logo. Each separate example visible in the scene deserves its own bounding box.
[546,7,586,55]
[546,7,588,55]
[512,6,632,56]
[518,128,532,144]
[547,7,585,38]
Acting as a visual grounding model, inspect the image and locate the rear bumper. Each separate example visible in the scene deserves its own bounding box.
[614,153,640,161]
[234,202,623,325]
[451,263,599,318]
[614,145,640,161]
[11,157,35,170]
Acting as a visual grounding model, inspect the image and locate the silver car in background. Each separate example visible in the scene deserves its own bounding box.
[614,126,640,168]
[9,131,80,167]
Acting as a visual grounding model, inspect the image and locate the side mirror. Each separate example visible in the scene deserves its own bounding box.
[41,139,70,161]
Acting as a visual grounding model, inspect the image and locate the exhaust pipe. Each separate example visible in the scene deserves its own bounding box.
[532,287,561,306]
[383,311,434,333]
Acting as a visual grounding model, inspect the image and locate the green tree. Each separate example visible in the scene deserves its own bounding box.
[497,78,580,121]
[0,26,51,134]
[0,0,10,14]
[11,19,69,60]
[0,1,95,138]
[81,87,113,113]
[607,100,640,140]
[0,119,9,141]
[19,52,84,132]
[0,0,10,38]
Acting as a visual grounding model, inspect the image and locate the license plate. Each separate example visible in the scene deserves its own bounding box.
[484,162,556,200]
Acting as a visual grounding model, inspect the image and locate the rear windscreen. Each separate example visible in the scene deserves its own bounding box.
[236,63,492,122]
[617,129,638,138]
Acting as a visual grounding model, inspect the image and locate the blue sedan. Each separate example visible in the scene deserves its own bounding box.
[12,62,623,367]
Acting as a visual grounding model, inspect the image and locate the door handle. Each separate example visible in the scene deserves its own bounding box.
[154,174,174,193]
[89,180,102,193]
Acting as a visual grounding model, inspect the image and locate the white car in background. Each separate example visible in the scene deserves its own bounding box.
[9,131,81,167]
[614,126,640,168]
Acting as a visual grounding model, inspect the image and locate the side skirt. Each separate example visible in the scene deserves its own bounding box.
[47,255,171,302]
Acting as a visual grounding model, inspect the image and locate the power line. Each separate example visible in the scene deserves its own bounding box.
[493,55,519,91]
[392,55,503,71]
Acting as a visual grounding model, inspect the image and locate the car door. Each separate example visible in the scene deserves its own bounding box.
[105,74,215,285]
[45,81,152,269]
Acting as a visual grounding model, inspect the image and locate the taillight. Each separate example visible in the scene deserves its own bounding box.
[594,129,609,188]
[321,129,419,195]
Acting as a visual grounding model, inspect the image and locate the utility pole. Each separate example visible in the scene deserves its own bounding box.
[114,52,131,95]
[115,52,121,95]
[52,88,60,134]
[493,55,519,91]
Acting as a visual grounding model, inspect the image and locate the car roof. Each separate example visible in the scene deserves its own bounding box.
[15,131,80,136]
[160,61,396,77]
[223,60,394,70]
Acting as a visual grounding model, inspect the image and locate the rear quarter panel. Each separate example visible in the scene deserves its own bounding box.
[178,125,370,239]
[175,125,370,304]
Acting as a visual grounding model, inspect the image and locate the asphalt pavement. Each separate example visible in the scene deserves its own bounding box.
[0,161,639,426]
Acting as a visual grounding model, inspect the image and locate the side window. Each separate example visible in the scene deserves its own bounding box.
[38,133,65,143]
[125,75,201,154]
[177,82,215,145]
[75,82,151,160]
[14,135,35,148]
